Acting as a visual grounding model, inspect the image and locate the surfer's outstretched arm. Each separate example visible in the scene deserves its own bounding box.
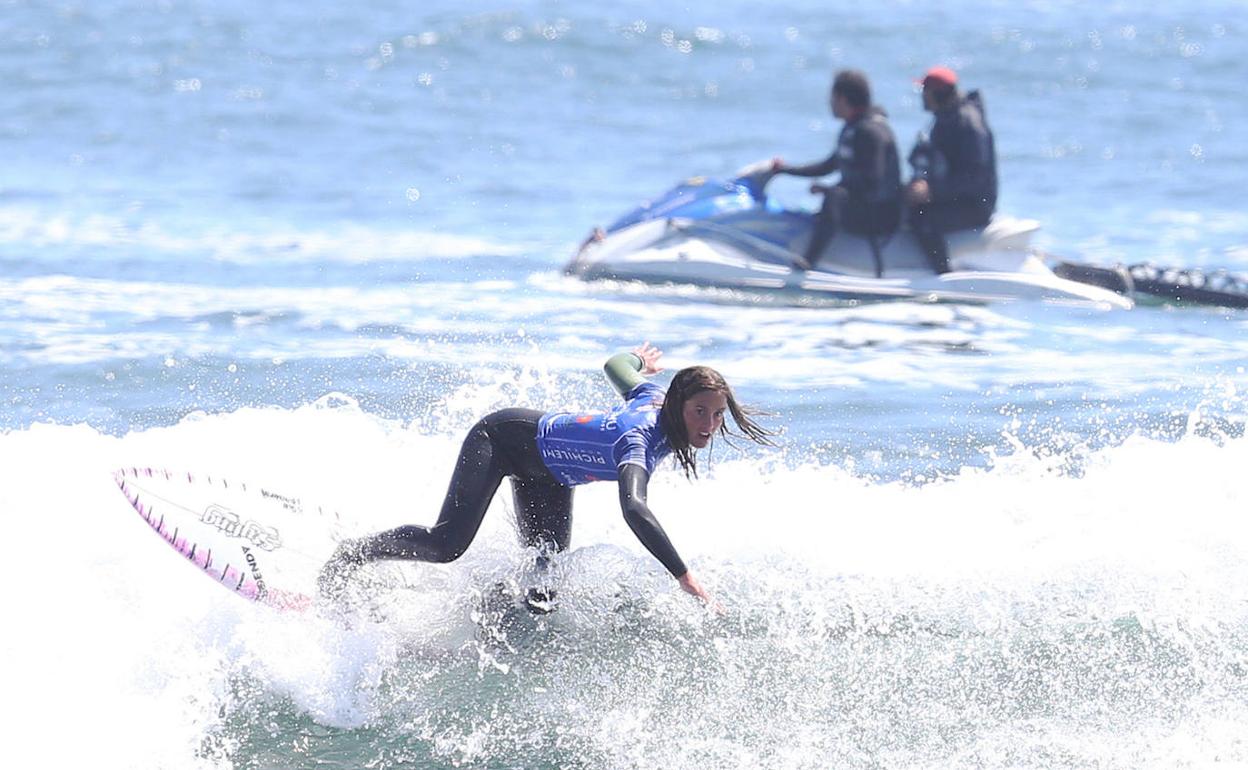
[617,464,715,607]
[604,342,664,397]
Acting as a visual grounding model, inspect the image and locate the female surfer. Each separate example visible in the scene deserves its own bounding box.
[318,342,775,611]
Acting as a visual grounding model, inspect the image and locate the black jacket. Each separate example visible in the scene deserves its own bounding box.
[784,106,901,234]
[913,90,997,217]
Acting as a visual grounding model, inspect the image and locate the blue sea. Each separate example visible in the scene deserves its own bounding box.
[4,1,1248,767]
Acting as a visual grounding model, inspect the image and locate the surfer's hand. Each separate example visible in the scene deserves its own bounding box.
[678,571,724,615]
[633,341,664,376]
[905,179,931,205]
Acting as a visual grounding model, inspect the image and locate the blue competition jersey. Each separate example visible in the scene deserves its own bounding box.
[536,382,671,486]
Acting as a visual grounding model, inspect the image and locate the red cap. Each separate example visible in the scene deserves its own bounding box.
[919,66,958,88]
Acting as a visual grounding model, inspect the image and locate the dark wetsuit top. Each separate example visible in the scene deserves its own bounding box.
[918,91,997,223]
[783,106,902,235]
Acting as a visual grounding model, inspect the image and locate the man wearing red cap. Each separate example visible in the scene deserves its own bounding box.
[905,66,998,273]
[771,69,902,270]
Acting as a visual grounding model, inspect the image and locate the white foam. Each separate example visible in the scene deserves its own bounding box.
[0,206,522,263]
[4,397,1247,766]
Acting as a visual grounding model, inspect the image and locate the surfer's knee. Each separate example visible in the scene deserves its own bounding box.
[427,538,470,563]
[420,527,473,562]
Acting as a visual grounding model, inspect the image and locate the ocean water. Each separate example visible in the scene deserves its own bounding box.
[3,1,1248,768]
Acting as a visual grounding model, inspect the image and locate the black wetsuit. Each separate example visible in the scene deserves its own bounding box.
[321,354,690,601]
[782,106,902,265]
[909,90,997,273]
[351,408,575,565]
[344,408,686,576]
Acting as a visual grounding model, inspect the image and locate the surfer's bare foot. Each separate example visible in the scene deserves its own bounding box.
[792,256,813,271]
[318,540,365,602]
[524,586,558,615]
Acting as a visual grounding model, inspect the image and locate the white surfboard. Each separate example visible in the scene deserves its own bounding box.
[113,467,345,612]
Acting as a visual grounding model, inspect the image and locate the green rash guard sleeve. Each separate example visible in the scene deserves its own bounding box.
[603,352,646,397]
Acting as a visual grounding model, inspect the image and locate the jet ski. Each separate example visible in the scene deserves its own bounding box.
[566,162,1134,309]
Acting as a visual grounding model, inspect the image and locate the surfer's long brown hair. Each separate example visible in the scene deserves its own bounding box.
[659,365,776,478]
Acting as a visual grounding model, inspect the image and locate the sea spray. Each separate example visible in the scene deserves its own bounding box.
[4,407,1247,767]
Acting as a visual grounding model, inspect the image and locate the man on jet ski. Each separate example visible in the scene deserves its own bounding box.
[772,69,901,270]
[905,66,998,274]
